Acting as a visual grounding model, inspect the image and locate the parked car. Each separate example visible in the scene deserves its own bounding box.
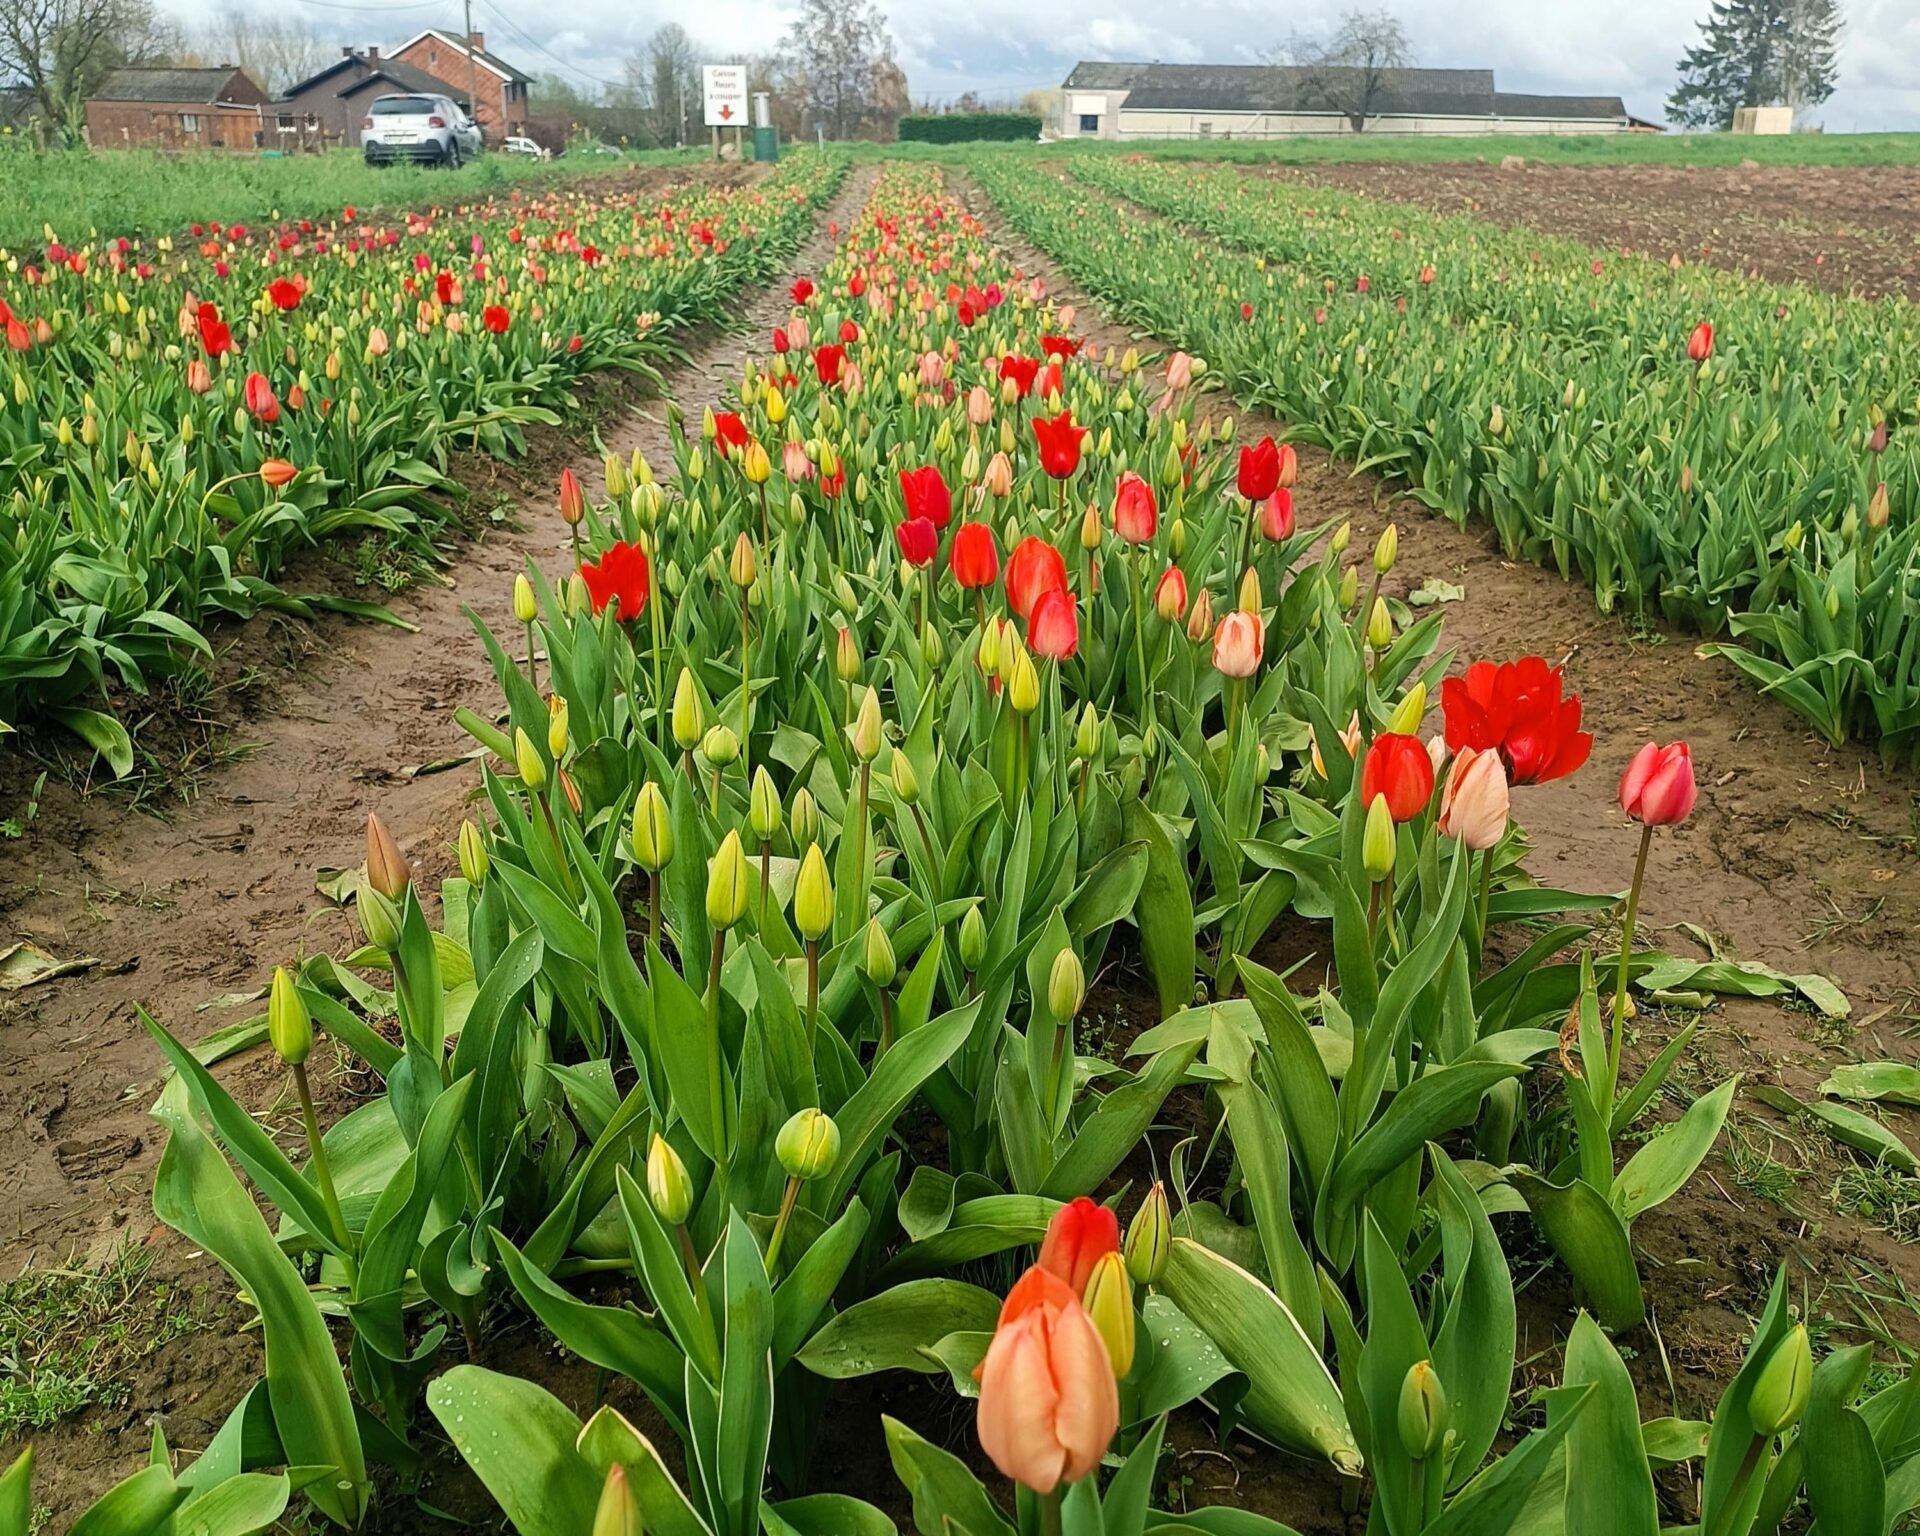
[361,93,483,167]
[502,135,549,159]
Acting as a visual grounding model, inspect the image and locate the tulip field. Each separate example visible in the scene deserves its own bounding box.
[7,142,1920,1536]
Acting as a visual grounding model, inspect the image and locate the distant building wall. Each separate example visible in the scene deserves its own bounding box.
[390,32,528,138]
[1106,107,1630,138]
[1732,106,1794,135]
[85,100,262,150]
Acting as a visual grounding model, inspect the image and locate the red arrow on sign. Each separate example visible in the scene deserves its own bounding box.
[718,103,734,120]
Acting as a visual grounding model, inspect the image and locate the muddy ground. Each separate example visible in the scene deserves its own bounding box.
[1256,161,1920,302]
[2,152,1918,1532]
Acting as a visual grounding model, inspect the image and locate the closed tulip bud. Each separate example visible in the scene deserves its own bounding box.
[701,724,740,768]
[631,782,672,871]
[591,1464,641,1536]
[1367,596,1392,650]
[790,787,819,847]
[1338,565,1359,609]
[1488,403,1504,436]
[1126,1182,1172,1284]
[775,1107,841,1181]
[1008,648,1041,715]
[863,917,897,988]
[706,830,749,929]
[547,696,569,760]
[921,624,943,669]
[268,965,313,1067]
[1237,566,1262,616]
[646,1133,693,1225]
[891,752,920,806]
[977,616,1003,675]
[559,467,586,526]
[1867,482,1890,530]
[1075,703,1101,762]
[959,904,988,970]
[672,669,704,750]
[1331,521,1352,555]
[357,879,402,952]
[1186,586,1215,644]
[729,532,757,589]
[1386,682,1426,735]
[835,625,862,682]
[1784,520,1804,552]
[1748,1325,1812,1437]
[364,813,410,901]
[1079,503,1102,551]
[1397,1362,1449,1460]
[793,843,833,941]
[749,766,782,840]
[1048,947,1086,1021]
[741,440,772,485]
[1082,1251,1136,1376]
[568,575,593,619]
[457,820,489,888]
[852,686,884,761]
[513,573,538,624]
[1168,517,1187,558]
[1363,794,1396,881]
[515,727,548,789]
[1373,523,1398,574]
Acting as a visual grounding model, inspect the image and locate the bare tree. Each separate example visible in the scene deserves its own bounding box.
[772,0,892,141]
[640,23,699,147]
[0,0,171,144]
[1280,8,1413,133]
[192,7,326,95]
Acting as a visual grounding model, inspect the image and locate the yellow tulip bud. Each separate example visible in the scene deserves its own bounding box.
[457,820,489,888]
[835,626,862,682]
[547,696,569,760]
[852,686,884,761]
[1367,596,1393,650]
[1126,1182,1172,1284]
[862,917,897,988]
[701,724,740,768]
[1008,648,1041,715]
[730,531,757,588]
[775,1108,841,1181]
[1373,523,1398,574]
[890,752,919,806]
[794,843,833,941]
[1331,521,1352,555]
[1074,703,1101,762]
[741,440,772,485]
[672,668,704,750]
[1749,1325,1812,1437]
[1397,1361,1449,1460]
[515,727,547,790]
[1238,566,1262,615]
[1363,794,1396,881]
[1338,565,1359,609]
[706,829,749,929]
[1082,1251,1136,1376]
[268,965,312,1067]
[631,782,672,872]
[790,787,819,847]
[1048,947,1086,1021]
[646,1133,693,1224]
[1386,682,1426,736]
[513,573,538,625]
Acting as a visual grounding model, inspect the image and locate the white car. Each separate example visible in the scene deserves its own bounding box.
[502,135,549,159]
[361,93,484,167]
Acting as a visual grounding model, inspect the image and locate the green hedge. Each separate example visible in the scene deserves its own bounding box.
[897,113,1041,144]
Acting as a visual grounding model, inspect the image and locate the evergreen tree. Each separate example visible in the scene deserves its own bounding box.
[1667,0,1841,130]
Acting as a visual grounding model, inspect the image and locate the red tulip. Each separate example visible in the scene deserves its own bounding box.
[1037,1197,1119,1295]
[1040,332,1081,360]
[789,277,815,305]
[894,516,937,568]
[998,354,1040,396]
[771,326,790,353]
[1111,471,1157,544]
[243,372,279,423]
[838,319,859,343]
[949,522,999,589]
[1210,610,1264,678]
[1687,321,1713,363]
[899,465,953,530]
[1032,411,1087,480]
[1005,536,1069,622]
[1619,742,1696,825]
[1238,437,1281,502]
[578,540,650,620]
[1153,565,1188,621]
[196,301,233,357]
[558,468,586,526]
[258,458,298,488]
[1259,488,1294,541]
[1440,658,1592,785]
[266,277,301,311]
[1027,588,1080,660]
[1240,302,1255,321]
[1359,732,1436,823]
[713,412,750,456]
[813,343,847,385]
[483,304,510,335]
[976,1265,1117,1494]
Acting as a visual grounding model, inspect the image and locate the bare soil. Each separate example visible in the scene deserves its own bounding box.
[1253,161,1920,302]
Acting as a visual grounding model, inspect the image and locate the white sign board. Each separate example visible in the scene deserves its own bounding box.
[702,65,748,127]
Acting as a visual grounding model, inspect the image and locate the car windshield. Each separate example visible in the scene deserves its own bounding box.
[371,97,438,116]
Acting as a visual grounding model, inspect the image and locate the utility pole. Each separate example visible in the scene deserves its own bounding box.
[464,0,480,138]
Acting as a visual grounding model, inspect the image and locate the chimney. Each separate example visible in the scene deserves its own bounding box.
[366,44,379,60]
[341,45,355,58]
[468,31,485,52]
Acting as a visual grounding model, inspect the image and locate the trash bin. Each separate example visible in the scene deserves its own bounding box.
[752,92,777,162]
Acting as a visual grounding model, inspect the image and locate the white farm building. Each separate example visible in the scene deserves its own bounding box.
[1057,63,1659,140]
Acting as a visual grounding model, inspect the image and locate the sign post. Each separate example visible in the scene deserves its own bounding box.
[702,64,748,160]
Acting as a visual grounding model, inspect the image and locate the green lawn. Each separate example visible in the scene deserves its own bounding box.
[0,144,704,248]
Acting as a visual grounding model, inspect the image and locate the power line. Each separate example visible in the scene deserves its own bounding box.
[470,0,628,91]
[283,0,448,12]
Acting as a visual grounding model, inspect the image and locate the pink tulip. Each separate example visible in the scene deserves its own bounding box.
[918,351,946,390]
[1211,610,1264,678]
[976,1266,1117,1495]
[983,451,1014,499]
[1166,351,1194,390]
[782,440,813,482]
[787,313,810,349]
[1259,488,1294,542]
[1619,742,1696,826]
[1111,472,1157,544]
[967,384,993,425]
[1438,746,1509,850]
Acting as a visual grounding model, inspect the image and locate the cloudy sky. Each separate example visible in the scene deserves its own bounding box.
[265,0,1920,131]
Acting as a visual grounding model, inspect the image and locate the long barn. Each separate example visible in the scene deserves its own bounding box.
[1058,62,1658,139]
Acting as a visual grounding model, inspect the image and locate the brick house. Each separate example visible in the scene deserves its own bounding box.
[85,66,266,150]
[388,30,530,140]
[276,47,473,150]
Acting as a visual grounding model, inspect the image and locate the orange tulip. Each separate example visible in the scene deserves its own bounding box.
[1037,1195,1119,1294]
[976,1266,1118,1495]
[259,459,299,489]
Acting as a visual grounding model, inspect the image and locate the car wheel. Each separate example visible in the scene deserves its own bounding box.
[446,140,462,169]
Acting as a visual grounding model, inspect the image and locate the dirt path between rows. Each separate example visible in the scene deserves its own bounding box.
[0,161,879,1526]
[961,170,1920,1521]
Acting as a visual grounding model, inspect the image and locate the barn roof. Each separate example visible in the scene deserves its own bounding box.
[91,67,255,104]
[1063,62,1630,121]
[1494,91,1627,120]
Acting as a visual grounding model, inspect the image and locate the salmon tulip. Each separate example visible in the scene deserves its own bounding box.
[1211,609,1264,678]
[1437,745,1509,850]
[1619,742,1696,825]
[976,1266,1118,1494]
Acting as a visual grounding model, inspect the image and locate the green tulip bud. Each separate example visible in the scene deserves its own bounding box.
[775,1108,841,1181]
[750,766,782,841]
[268,965,313,1067]
[706,830,749,929]
[1048,947,1086,1022]
[1008,649,1041,715]
[1397,1361,1449,1460]
[591,1464,641,1536]
[672,668,704,751]
[1748,1325,1812,1437]
[890,752,919,807]
[794,844,833,942]
[921,623,943,669]
[646,1133,693,1225]
[1126,1181,1172,1284]
[1074,703,1101,763]
[862,917,897,988]
[1366,595,1393,650]
[790,787,819,847]
[631,782,672,872]
[1363,794,1396,882]
[1372,523,1398,574]
[1386,682,1426,736]
[357,879,403,953]
[514,727,547,790]
[457,819,489,889]
[1331,521,1352,555]
[701,724,740,768]
[513,573,538,624]
[1338,566,1359,610]
[958,904,988,970]
[852,686,884,761]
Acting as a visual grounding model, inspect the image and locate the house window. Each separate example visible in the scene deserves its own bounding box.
[277,112,294,130]
[1197,121,1212,136]
[180,113,200,133]
[1078,113,1098,132]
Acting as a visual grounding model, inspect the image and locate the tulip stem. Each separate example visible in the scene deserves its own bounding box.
[647,871,662,955]
[1476,846,1496,958]
[1704,1437,1765,1536]
[1224,678,1245,771]
[1128,548,1153,736]
[739,589,753,784]
[805,940,821,1055]
[706,932,729,1162]
[759,839,771,934]
[523,619,539,690]
[1039,1489,1064,1536]
[1609,822,1655,1096]
[292,1062,354,1275]
[878,987,895,1058]
[766,1175,801,1273]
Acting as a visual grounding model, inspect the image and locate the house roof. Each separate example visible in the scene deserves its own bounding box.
[0,84,39,127]
[1063,62,1630,122]
[341,58,472,102]
[91,66,256,105]
[393,29,532,84]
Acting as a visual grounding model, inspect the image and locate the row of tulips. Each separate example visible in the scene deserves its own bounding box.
[972,153,1920,758]
[0,152,842,769]
[53,164,1920,1536]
